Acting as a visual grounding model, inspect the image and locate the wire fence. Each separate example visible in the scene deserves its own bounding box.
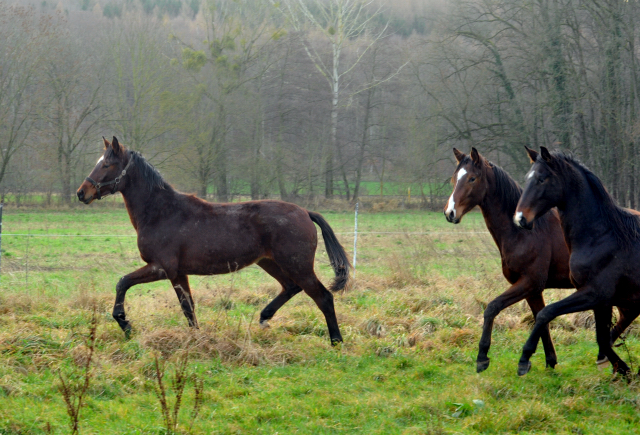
[0,206,500,296]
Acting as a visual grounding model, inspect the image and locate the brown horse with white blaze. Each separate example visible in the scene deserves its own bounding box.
[444,147,573,372]
[76,137,351,343]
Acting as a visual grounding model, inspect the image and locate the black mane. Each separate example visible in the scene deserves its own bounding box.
[491,163,522,216]
[551,152,640,247]
[105,147,173,194]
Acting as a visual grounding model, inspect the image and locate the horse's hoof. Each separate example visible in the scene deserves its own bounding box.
[331,338,343,346]
[124,328,132,340]
[546,359,557,369]
[596,357,610,370]
[476,358,490,373]
[517,361,532,376]
[259,319,270,329]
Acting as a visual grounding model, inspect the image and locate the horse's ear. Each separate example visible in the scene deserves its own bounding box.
[540,146,553,163]
[470,147,482,167]
[525,146,539,163]
[453,148,466,163]
[102,136,110,149]
[112,136,121,155]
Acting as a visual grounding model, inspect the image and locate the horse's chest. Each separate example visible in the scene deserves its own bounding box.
[569,249,615,287]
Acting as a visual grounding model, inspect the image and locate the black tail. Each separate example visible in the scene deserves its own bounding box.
[308,211,351,291]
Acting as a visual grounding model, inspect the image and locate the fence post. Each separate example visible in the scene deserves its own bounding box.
[0,202,2,278]
[353,202,358,279]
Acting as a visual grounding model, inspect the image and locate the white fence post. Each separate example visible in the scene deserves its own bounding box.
[353,202,358,278]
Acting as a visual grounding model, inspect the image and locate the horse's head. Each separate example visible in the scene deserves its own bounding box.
[444,147,489,224]
[77,136,131,204]
[515,146,564,229]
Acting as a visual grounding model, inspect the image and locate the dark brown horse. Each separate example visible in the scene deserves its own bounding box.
[76,137,350,344]
[444,147,573,372]
[515,147,640,376]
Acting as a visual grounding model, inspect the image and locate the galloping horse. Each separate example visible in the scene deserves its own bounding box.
[444,147,573,372]
[515,147,640,376]
[76,137,350,344]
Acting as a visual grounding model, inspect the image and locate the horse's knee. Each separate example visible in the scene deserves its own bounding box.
[116,276,131,293]
[483,300,503,320]
[534,307,555,326]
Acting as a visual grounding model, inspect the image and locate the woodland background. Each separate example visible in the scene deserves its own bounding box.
[1,0,639,208]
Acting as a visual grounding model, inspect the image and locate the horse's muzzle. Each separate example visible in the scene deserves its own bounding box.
[514,212,533,230]
[444,210,460,224]
[76,188,93,204]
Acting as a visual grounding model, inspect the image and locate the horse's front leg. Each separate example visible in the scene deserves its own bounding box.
[477,277,536,373]
[518,287,600,376]
[113,264,167,338]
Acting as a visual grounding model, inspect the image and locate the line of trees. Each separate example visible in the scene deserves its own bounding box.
[2,0,640,208]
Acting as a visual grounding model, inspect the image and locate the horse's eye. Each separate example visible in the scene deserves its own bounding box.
[102,164,109,169]
[469,177,476,182]
[537,178,544,184]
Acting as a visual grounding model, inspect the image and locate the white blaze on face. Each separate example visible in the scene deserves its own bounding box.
[514,211,523,226]
[96,156,104,166]
[527,170,535,180]
[446,168,467,218]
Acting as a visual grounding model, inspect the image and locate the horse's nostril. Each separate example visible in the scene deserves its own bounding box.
[77,190,84,200]
[518,217,528,229]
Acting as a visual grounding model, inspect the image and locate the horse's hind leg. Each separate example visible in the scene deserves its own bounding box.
[527,293,557,369]
[596,306,640,365]
[171,275,198,328]
[294,274,342,345]
[113,264,167,338]
[257,259,303,327]
[594,306,630,376]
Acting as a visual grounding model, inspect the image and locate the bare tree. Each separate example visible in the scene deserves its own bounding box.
[270,0,388,198]
[43,25,103,203]
[0,5,51,189]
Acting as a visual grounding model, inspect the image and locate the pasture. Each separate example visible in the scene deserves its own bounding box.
[0,206,639,434]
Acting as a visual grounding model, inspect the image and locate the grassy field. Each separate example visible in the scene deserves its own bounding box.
[1,205,639,434]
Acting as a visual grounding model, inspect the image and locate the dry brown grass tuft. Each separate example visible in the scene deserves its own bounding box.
[71,344,93,367]
[143,329,193,358]
[443,328,477,347]
[361,318,386,337]
[68,292,112,312]
[569,311,595,330]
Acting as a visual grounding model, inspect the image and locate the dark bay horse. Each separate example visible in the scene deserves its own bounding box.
[444,147,573,372]
[76,137,350,344]
[514,146,640,376]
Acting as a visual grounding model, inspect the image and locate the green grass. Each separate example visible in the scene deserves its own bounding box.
[0,207,639,434]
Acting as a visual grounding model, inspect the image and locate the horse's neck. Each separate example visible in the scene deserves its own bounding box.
[120,177,171,231]
[478,177,519,253]
[559,176,609,248]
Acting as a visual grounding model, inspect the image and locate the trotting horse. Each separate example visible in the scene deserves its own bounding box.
[444,147,573,372]
[76,137,350,344]
[514,146,640,376]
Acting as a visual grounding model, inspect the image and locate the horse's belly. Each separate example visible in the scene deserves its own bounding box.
[179,247,266,276]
